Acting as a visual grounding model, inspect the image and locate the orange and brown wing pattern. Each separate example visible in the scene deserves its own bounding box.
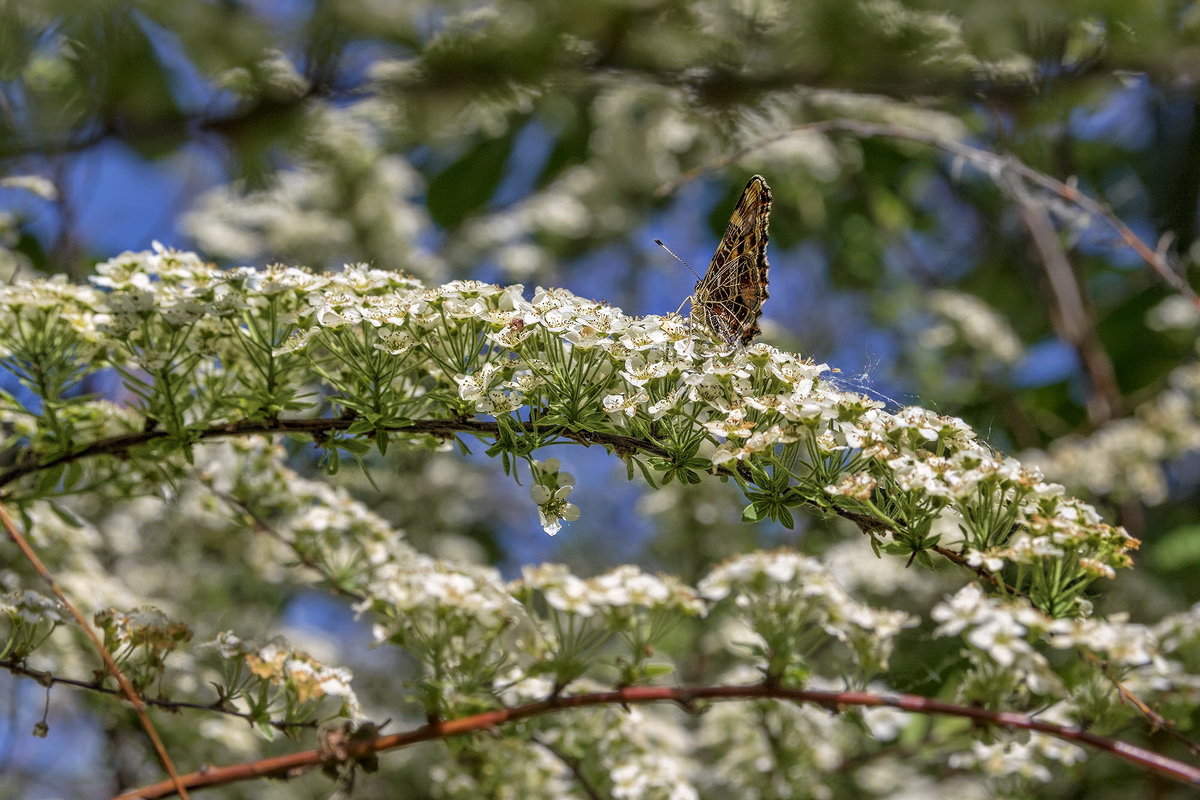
[691,175,772,346]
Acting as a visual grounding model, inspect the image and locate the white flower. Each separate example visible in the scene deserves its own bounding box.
[965,613,1029,667]
[603,392,647,417]
[375,329,415,355]
[825,472,877,501]
[455,362,504,402]
[930,584,988,636]
[531,484,580,536]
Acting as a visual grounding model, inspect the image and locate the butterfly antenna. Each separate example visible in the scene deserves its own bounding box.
[654,240,701,314]
[654,239,703,281]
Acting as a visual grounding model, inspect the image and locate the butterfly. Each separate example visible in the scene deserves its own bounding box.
[689,175,772,346]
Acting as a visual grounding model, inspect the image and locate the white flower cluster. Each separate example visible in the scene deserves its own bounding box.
[948,735,1086,784]
[196,440,522,681]
[517,563,705,620]
[598,705,699,800]
[204,630,360,720]
[700,551,914,676]
[922,289,1024,366]
[435,676,699,800]
[0,588,67,661]
[0,588,65,627]
[697,669,902,799]
[932,584,1062,696]
[933,583,1188,708]
[183,103,444,279]
[361,558,518,647]
[1028,359,1200,505]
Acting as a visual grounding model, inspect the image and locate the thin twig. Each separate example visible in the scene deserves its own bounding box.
[0,657,316,732]
[212,489,366,603]
[657,119,1200,309]
[1018,201,1121,424]
[0,501,191,799]
[530,734,605,800]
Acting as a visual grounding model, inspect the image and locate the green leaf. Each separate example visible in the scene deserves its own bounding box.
[337,438,372,456]
[46,501,82,528]
[62,460,84,492]
[630,457,659,489]
[426,128,519,228]
[640,663,676,680]
[33,463,65,494]
[345,419,377,436]
[1148,525,1200,571]
[778,506,794,529]
[255,719,278,742]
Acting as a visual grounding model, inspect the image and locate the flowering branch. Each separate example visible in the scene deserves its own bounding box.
[0,249,1137,618]
[0,417,669,492]
[0,413,1024,596]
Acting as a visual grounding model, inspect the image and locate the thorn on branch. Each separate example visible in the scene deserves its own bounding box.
[673,693,701,714]
[319,719,381,780]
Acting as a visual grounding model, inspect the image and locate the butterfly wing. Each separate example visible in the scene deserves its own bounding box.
[692,175,772,345]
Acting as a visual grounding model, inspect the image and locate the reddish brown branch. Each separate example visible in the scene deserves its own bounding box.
[116,683,1200,798]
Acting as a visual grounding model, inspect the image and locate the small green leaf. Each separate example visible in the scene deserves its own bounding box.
[338,438,372,456]
[631,458,659,489]
[34,464,65,493]
[255,719,278,742]
[345,419,377,436]
[640,663,676,680]
[46,501,82,528]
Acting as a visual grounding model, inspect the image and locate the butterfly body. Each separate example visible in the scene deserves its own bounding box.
[690,174,772,346]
